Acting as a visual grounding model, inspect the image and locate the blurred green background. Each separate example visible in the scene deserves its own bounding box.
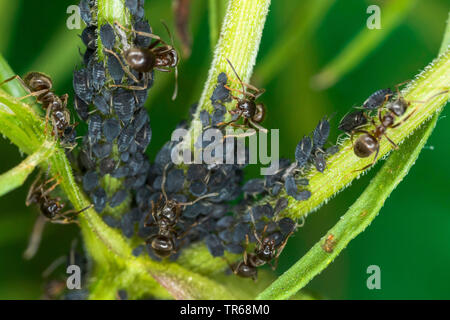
[0,0,449,299]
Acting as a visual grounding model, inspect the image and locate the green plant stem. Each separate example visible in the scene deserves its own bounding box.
[277,51,450,221]
[0,140,55,197]
[187,0,271,146]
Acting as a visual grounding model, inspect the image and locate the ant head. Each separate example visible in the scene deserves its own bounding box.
[124,47,156,73]
[238,99,256,119]
[354,134,378,158]
[24,72,53,92]
[41,200,63,219]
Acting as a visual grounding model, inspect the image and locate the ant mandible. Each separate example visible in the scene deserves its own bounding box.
[218,58,267,133]
[0,72,75,138]
[103,21,179,100]
[352,88,449,171]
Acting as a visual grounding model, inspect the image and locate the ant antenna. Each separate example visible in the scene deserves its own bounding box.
[226,58,245,96]
[161,163,170,201]
[161,20,179,101]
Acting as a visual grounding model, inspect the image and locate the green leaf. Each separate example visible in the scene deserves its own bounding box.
[312,0,416,90]
[255,0,335,84]
[0,140,55,197]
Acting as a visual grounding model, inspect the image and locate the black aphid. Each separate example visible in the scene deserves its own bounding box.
[242,179,265,195]
[326,145,340,155]
[73,68,93,104]
[93,94,110,115]
[117,125,135,152]
[81,26,97,50]
[285,175,311,201]
[102,118,121,142]
[205,234,224,257]
[113,89,136,122]
[100,23,116,50]
[120,212,134,238]
[200,110,211,127]
[278,217,296,236]
[216,216,234,230]
[93,142,112,159]
[135,123,152,152]
[88,114,102,144]
[134,20,152,48]
[92,187,107,213]
[89,61,106,91]
[106,52,125,84]
[83,171,99,192]
[74,95,89,121]
[102,214,120,228]
[132,245,144,257]
[217,72,227,85]
[274,197,288,215]
[79,0,92,26]
[363,88,392,110]
[338,110,367,133]
[189,180,207,197]
[110,189,128,208]
[295,136,313,168]
[313,117,330,150]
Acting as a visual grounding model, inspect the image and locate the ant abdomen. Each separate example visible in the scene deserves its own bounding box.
[354,134,378,158]
[124,48,156,73]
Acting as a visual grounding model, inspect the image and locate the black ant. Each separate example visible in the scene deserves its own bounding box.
[0,72,76,141]
[103,21,179,100]
[218,59,267,134]
[352,89,449,171]
[26,171,92,223]
[227,221,296,281]
[145,165,217,258]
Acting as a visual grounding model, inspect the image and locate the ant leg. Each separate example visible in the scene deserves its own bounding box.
[391,106,418,129]
[179,192,219,206]
[103,48,140,83]
[226,75,265,97]
[223,84,256,99]
[248,119,268,133]
[223,129,257,140]
[26,171,44,206]
[384,134,398,149]
[113,21,162,41]
[23,215,47,260]
[161,163,171,201]
[176,216,210,239]
[61,204,93,217]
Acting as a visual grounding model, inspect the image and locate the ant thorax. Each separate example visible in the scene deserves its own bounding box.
[238,99,256,118]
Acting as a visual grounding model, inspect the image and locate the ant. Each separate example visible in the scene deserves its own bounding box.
[145,165,217,258]
[228,219,296,281]
[0,72,76,140]
[26,171,92,224]
[352,89,449,171]
[218,59,267,134]
[103,21,179,100]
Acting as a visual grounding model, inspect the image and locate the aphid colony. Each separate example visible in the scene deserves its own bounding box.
[75,0,155,213]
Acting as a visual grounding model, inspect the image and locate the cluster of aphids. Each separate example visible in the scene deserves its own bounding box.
[338,84,448,171]
[74,0,179,214]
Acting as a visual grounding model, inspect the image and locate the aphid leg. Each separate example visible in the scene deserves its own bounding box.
[0,75,35,97]
[103,48,140,83]
[113,21,162,41]
[176,216,209,239]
